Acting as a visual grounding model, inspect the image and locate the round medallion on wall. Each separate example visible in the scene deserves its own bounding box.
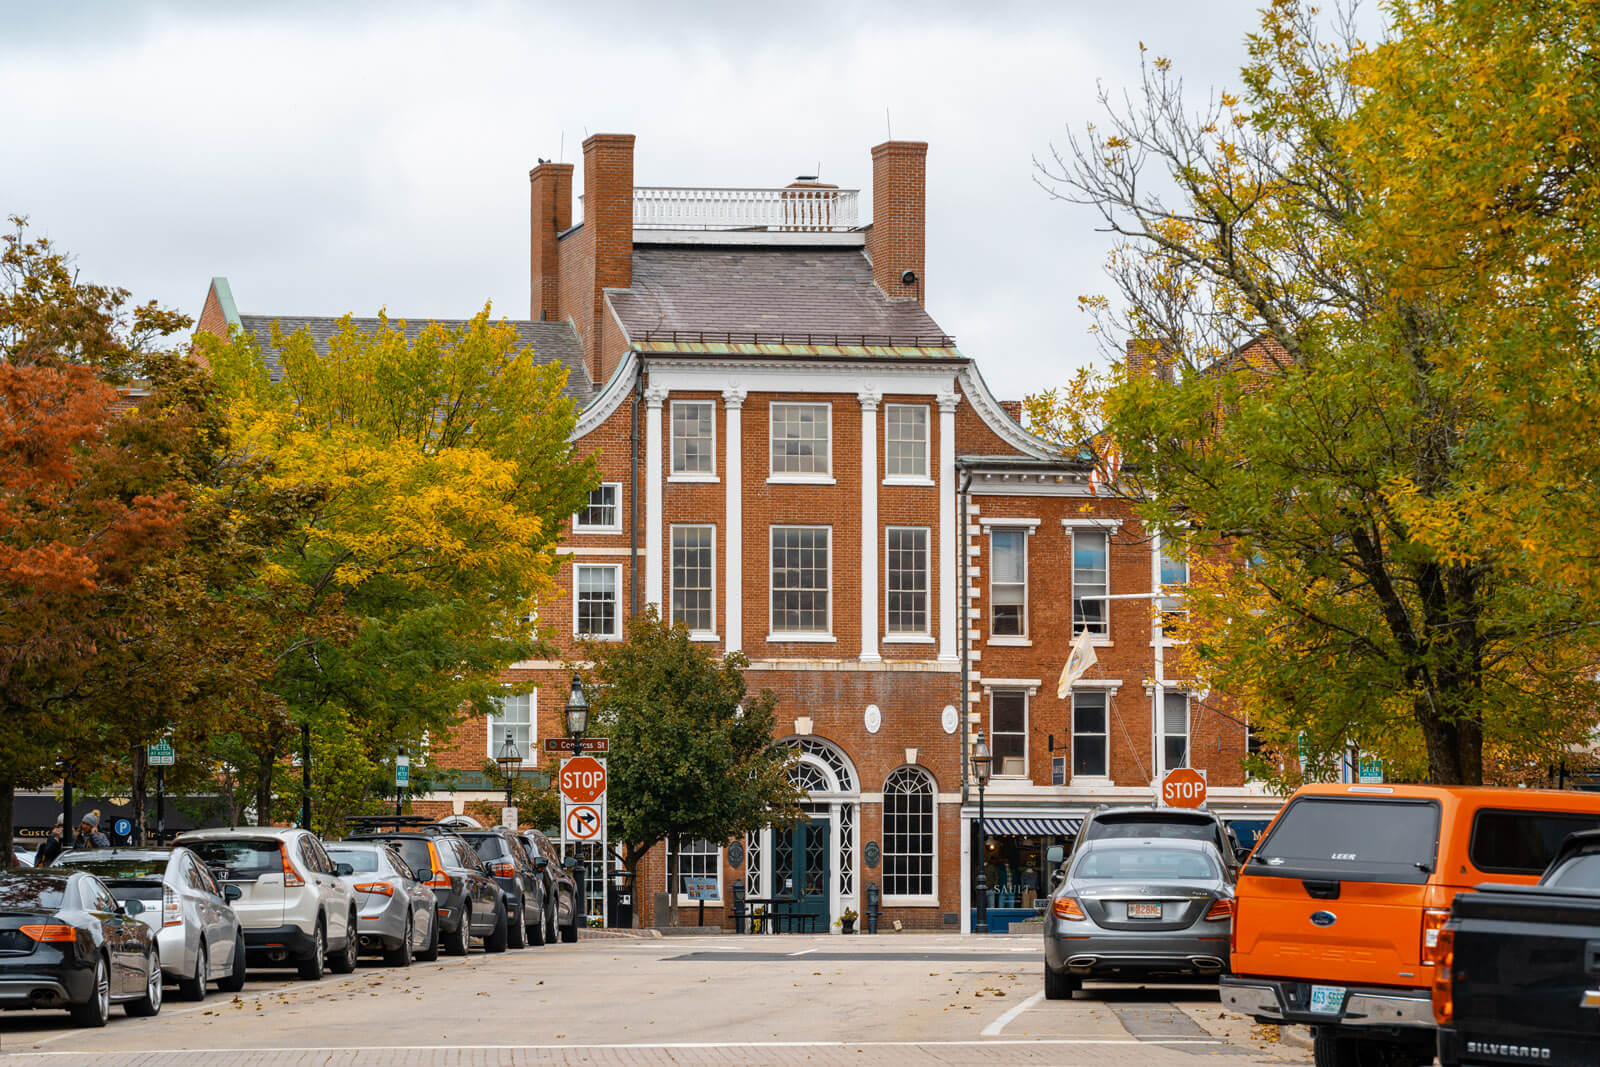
[726,841,744,869]
[864,704,882,734]
[864,840,881,869]
[942,704,959,734]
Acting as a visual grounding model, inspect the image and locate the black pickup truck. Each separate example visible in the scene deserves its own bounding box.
[1437,830,1600,1066]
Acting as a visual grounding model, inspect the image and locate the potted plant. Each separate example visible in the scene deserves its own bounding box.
[835,907,858,935]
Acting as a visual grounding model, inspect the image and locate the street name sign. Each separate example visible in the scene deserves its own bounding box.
[147,741,176,767]
[1158,767,1207,809]
[544,737,610,754]
[565,803,603,841]
[559,756,607,803]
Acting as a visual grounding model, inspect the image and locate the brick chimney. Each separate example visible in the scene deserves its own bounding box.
[581,133,635,382]
[1126,338,1175,383]
[529,161,574,323]
[866,141,928,302]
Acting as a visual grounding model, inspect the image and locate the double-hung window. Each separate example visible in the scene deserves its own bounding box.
[770,526,830,635]
[1071,529,1109,635]
[489,690,535,762]
[770,403,831,478]
[1157,534,1188,638]
[1072,691,1108,778]
[671,400,715,477]
[884,404,929,481]
[1161,691,1189,772]
[885,527,929,635]
[991,690,1028,777]
[574,483,621,532]
[670,525,715,635]
[990,529,1027,637]
[574,564,621,639]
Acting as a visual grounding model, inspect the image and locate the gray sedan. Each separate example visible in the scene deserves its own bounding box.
[1042,837,1233,1000]
[325,842,438,966]
[53,847,245,1000]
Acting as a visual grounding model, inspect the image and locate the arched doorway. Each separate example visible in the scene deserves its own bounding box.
[745,736,859,931]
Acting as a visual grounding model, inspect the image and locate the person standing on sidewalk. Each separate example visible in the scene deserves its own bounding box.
[34,816,65,865]
[77,811,109,848]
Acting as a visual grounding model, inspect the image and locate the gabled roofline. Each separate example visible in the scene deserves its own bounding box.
[211,277,241,329]
[956,361,1064,461]
[573,350,639,440]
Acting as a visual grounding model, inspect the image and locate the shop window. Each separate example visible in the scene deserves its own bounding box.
[882,767,935,899]
[667,836,722,902]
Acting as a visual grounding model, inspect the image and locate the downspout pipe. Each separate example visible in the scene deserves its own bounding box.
[630,357,642,619]
[958,464,972,806]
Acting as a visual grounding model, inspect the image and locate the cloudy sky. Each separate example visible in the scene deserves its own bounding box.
[3,0,1285,402]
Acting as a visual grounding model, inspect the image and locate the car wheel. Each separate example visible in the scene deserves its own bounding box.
[217,938,247,993]
[445,906,471,956]
[177,939,207,1002]
[329,911,359,974]
[508,905,527,949]
[560,891,579,942]
[1043,964,1079,1001]
[528,899,546,946]
[485,902,509,953]
[126,950,163,1017]
[1311,1029,1364,1067]
[69,955,111,1027]
[384,913,413,968]
[546,896,558,944]
[297,920,326,980]
[416,912,440,962]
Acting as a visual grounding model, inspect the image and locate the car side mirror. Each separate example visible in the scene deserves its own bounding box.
[413,868,433,884]
[122,899,144,917]
[335,862,355,877]
[532,856,549,872]
[1045,845,1065,866]
[1235,846,1252,864]
[224,884,242,902]
[562,857,579,870]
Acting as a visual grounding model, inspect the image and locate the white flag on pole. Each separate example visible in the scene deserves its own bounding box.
[1057,631,1098,698]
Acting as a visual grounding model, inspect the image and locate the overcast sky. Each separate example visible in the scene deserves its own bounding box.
[3,0,1283,403]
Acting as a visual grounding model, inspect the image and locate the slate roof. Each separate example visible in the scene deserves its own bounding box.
[607,246,954,348]
[237,315,593,405]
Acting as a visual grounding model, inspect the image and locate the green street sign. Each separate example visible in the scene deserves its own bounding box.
[395,754,410,787]
[147,741,176,767]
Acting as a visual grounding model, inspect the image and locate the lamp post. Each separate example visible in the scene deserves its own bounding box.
[394,746,408,817]
[495,729,521,818]
[972,731,992,934]
[564,672,590,920]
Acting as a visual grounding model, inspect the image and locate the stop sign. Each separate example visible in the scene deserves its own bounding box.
[1160,767,1207,809]
[559,755,607,803]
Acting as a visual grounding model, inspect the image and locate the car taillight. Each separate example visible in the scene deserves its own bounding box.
[354,882,394,897]
[20,924,76,942]
[1431,924,1455,1024]
[1204,897,1234,922]
[163,887,182,927]
[279,842,305,888]
[490,861,515,878]
[1052,897,1086,921]
[425,843,451,889]
[1421,908,1450,966]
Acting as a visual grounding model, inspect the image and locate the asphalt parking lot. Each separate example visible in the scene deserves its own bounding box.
[0,934,1311,1065]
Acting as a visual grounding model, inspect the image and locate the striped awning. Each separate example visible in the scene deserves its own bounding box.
[982,818,1080,836]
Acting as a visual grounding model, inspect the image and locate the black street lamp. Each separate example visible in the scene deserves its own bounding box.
[972,730,992,935]
[563,672,590,918]
[495,730,521,815]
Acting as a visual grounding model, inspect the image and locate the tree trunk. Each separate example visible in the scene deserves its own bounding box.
[129,742,147,845]
[255,746,275,826]
[667,838,681,928]
[0,779,13,868]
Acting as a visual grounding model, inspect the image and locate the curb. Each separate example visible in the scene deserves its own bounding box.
[577,927,664,939]
[1278,1025,1312,1050]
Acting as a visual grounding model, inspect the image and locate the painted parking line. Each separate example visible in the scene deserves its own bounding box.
[8,1038,1224,1056]
[981,989,1045,1036]
[788,948,817,956]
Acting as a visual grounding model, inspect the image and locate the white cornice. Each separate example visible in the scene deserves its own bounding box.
[572,351,638,440]
[955,362,1061,461]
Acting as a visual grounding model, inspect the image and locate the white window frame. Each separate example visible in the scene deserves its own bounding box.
[1070,689,1110,781]
[666,836,723,906]
[488,688,537,766]
[883,403,932,486]
[1070,527,1111,638]
[990,689,1029,778]
[881,765,938,905]
[1154,530,1188,644]
[988,526,1029,642]
[767,402,834,484]
[670,399,717,482]
[573,483,622,533]
[884,525,930,638]
[573,563,623,640]
[768,524,833,641]
[1158,690,1190,776]
[669,523,717,638]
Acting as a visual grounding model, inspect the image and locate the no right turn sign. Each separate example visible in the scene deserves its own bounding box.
[565,803,602,841]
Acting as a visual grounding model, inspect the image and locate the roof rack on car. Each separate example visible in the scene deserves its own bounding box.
[344,815,449,832]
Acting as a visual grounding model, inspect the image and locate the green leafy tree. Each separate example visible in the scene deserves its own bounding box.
[582,609,801,925]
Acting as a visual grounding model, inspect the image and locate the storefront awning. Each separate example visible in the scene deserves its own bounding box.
[982,818,1080,836]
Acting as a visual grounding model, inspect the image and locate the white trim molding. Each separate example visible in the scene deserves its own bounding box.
[722,385,745,654]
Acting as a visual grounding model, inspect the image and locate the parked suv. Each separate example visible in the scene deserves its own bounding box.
[520,829,579,943]
[346,819,506,955]
[458,828,545,948]
[1070,806,1247,877]
[177,828,359,980]
[1221,783,1600,1064]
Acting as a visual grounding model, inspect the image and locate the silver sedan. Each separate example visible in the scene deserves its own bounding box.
[52,846,245,1000]
[1042,837,1233,1000]
[325,842,438,966]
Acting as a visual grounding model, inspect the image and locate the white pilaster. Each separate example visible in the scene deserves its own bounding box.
[938,389,961,662]
[858,387,882,663]
[722,386,746,652]
[644,385,668,614]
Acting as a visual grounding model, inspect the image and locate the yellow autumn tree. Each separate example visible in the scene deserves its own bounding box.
[1028,0,1600,785]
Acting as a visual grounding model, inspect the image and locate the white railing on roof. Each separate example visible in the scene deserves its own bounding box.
[631,186,860,231]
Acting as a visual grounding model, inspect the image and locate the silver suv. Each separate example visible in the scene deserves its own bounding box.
[177,828,358,980]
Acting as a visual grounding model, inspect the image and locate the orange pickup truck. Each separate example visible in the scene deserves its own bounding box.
[1221,783,1600,1064]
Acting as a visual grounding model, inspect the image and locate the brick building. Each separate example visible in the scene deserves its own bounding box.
[197,132,1278,932]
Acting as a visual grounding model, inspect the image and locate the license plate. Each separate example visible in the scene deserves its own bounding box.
[1309,985,1345,1015]
[1128,902,1162,919]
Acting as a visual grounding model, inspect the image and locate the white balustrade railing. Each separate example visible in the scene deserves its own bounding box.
[630,187,860,231]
